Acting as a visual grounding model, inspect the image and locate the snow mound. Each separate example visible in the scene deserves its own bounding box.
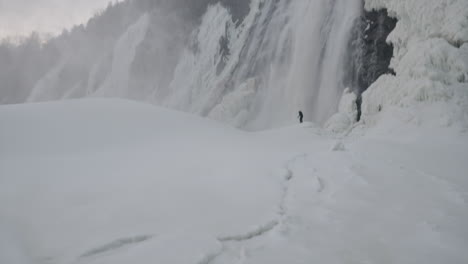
[325,88,358,133]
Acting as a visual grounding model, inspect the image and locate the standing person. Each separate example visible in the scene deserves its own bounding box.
[298,111,304,123]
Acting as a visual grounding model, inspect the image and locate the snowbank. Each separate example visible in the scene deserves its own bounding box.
[325,88,358,133]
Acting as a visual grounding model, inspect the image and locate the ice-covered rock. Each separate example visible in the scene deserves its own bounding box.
[362,0,468,128]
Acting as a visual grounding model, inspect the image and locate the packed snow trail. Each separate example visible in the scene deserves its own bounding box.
[1,99,467,264]
[78,235,154,259]
[211,127,468,264]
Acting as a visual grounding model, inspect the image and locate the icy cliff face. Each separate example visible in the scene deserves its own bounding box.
[344,7,397,122]
[360,0,468,128]
[22,0,362,129]
[347,9,396,95]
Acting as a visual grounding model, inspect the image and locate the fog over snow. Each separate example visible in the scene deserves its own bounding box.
[0,0,120,39]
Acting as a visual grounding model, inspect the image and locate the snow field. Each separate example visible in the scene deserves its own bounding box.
[0,99,288,263]
[1,99,468,263]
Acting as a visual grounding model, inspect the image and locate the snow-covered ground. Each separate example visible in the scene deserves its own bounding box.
[1,99,467,264]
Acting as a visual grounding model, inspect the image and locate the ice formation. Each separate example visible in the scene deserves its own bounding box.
[325,88,358,133]
[360,0,468,128]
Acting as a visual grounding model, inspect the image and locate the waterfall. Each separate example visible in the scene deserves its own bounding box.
[6,0,363,130]
[159,0,362,129]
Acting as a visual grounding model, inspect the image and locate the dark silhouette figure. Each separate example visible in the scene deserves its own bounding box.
[298,111,304,123]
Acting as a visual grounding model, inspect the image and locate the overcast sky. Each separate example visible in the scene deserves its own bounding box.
[0,0,120,39]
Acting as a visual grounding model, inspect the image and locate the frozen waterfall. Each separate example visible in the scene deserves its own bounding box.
[5,0,363,129]
[162,0,362,129]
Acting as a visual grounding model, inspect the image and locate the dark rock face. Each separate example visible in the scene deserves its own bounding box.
[345,7,397,121]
